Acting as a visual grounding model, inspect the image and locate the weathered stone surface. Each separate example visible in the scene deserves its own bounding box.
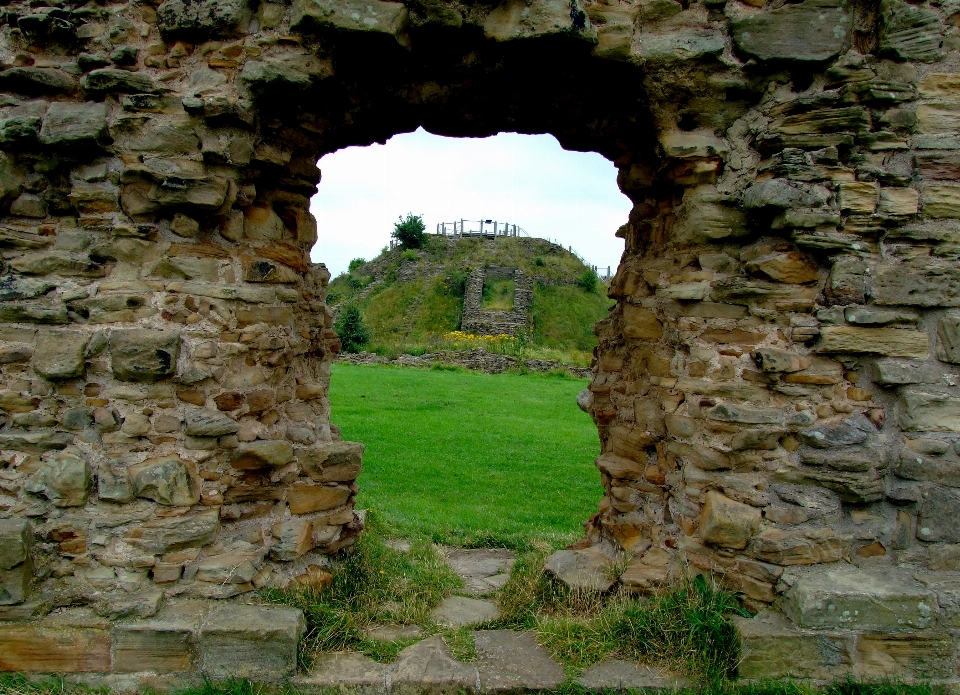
[299,441,364,481]
[38,102,108,147]
[937,316,960,364]
[544,548,615,592]
[874,358,939,385]
[184,410,240,437]
[816,326,929,358]
[82,69,156,98]
[879,0,943,62]
[98,465,133,503]
[748,529,850,565]
[125,508,220,554]
[857,632,956,680]
[271,517,312,560]
[112,601,205,673]
[293,0,408,36]
[232,440,294,469]
[25,448,89,507]
[781,566,936,631]
[873,258,960,306]
[195,552,258,584]
[429,596,499,629]
[698,491,761,550]
[295,651,388,693]
[109,330,180,382]
[31,330,90,379]
[129,455,201,506]
[622,304,661,340]
[577,660,689,691]
[198,604,305,680]
[288,482,351,514]
[742,179,830,210]
[392,635,478,695]
[734,611,855,681]
[899,387,960,432]
[731,0,851,62]
[0,563,31,606]
[474,630,564,693]
[798,415,872,449]
[446,548,515,595]
[0,624,112,672]
[922,184,960,218]
[158,0,252,39]
[0,519,31,571]
[0,429,73,452]
[918,486,960,542]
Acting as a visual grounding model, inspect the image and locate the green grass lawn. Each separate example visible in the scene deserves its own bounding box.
[329,363,602,547]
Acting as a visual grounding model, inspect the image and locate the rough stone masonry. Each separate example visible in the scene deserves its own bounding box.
[1,0,960,682]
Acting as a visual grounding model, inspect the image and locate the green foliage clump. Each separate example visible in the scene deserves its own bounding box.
[577,268,599,292]
[392,213,427,249]
[442,269,469,297]
[348,258,366,273]
[534,256,546,267]
[401,248,419,262]
[334,305,371,353]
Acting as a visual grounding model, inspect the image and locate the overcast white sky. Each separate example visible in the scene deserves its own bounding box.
[308,128,632,278]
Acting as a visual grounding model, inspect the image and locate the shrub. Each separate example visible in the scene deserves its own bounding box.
[335,305,371,353]
[577,268,599,293]
[392,212,427,249]
[443,270,469,297]
[402,249,419,262]
[534,257,545,267]
[348,258,366,273]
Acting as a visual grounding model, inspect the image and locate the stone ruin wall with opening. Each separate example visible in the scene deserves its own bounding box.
[0,0,958,681]
[460,265,533,336]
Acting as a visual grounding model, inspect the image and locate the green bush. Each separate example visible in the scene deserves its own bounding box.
[577,268,599,293]
[348,258,366,273]
[392,213,427,249]
[443,270,469,297]
[402,249,419,262]
[534,257,545,267]
[335,305,371,353]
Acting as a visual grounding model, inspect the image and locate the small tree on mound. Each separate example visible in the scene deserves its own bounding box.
[392,213,427,249]
[577,268,599,293]
[335,305,371,353]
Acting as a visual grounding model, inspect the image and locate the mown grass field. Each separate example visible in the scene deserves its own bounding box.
[329,363,602,548]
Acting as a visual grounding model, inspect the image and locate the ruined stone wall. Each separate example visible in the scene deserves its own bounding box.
[0,0,959,679]
[461,267,533,336]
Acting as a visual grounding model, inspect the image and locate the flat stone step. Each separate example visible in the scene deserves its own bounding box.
[363,624,425,641]
[391,635,479,694]
[781,565,936,631]
[474,630,564,693]
[444,548,516,595]
[431,596,500,628]
[576,660,690,692]
[295,651,389,694]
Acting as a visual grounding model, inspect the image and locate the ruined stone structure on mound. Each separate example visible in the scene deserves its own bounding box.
[460,266,533,337]
[0,0,959,682]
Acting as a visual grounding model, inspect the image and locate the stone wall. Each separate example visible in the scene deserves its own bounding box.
[461,267,533,336]
[1,0,960,680]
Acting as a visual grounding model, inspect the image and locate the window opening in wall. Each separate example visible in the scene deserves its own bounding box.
[311,127,631,547]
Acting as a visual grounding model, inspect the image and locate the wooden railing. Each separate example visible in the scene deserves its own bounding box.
[435,219,527,238]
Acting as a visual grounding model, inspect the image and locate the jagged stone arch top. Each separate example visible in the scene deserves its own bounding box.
[2,0,960,679]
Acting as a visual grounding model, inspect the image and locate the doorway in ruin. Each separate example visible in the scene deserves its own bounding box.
[309,129,630,545]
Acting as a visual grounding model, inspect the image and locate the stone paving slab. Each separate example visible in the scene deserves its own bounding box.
[576,660,691,692]
[391,635,479,695]
[444,548,516,595]
[474,630,565,693]
[431,596,500,627]
[364,624,425,641]
[295,651,389,695]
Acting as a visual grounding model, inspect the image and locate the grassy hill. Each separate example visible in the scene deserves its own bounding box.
[326,236,614,365]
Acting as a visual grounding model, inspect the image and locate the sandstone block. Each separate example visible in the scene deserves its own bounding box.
[125,508,220,554]
[899,387,960,432]
[747,529,849,565]
[923,183,960,218]
[298,441,364,481]
[0,563,30,606]
[184,409,240,437]
[798,415,872,449]
[112,601,206,673]
[293,0,407,36]
[544,548,616,592]
[698,491,761,550]
[0,519,31,571]
[873,258,960,306]
[483,0,595,43]
[730,0,851,62]
[937,316,960,364]
[158,0,252,39]
[0,429,73,452]
[130,455,201,506]
[31,330,90,379]
[621,304,661,340]
[879,0,943,62]
[878,187,919,215]
[751,348,810,373]
[392,635,478,695]
[98,465,134,503]
[734,611,854,681]
[474,629,564,692]
[781,566,936,631]
[38,102,108,147]
[271,518,313,560]
[25,447,89,507]
[231,440,294,469]
[816,326,928,358]
[0,625,111,672]
[918,486,960,542]
[288,482,351,514]
[874,358,939,385]
[109,330,180,382]
[198,604,304,680]
[857,633,955,680]
[839,182,878,213]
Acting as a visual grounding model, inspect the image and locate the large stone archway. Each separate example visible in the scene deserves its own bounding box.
[1,0,960,680]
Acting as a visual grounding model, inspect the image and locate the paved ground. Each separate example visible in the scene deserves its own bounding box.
[307,541,689,693]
